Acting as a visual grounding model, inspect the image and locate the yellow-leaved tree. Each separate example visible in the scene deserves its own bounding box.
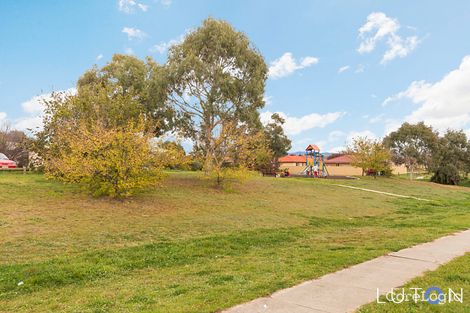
[347,137,392,177]
[46,119,163,198]
[36,83,165,198]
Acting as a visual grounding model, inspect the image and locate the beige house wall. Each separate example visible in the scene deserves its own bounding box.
[280,162,409,176]
[326,165,363,176]
[279,162,306,175]
[391,164,408,175]
[327,164,409,176]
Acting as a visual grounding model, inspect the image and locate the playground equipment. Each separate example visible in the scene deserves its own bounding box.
[301,144,329,177]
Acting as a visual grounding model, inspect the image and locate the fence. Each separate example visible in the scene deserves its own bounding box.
[0,167,29,173]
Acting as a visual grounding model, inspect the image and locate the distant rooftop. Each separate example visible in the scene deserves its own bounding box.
[324,155,354,165]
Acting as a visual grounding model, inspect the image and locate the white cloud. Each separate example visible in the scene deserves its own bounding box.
[384,55,470,131]
[14,88,76,131]
[160,0,172,6]
[384,119,402,135]
[260,111,344,135]
[358,12,420,64]
[21,88,76,114]
[326,130,378,152]
[151,36,183,54]
[338,65,351,73]
[328,130,346,141]
[368,114,385,124]
[137,3,148,11]
[150,30,191,54]
[294,130,348,153]
[263,95,272,106]
[268,52,319,79]
[151,44,167,54]
[118,0,149,13]
[122,27,146,40]
[329,146,347,153]
[14,116,43,131]
[355,64,365,73]
[338,65,350,73]
[382,35,419,64]
[96,54,103,61]
[346,130,377,144]
[0,112,7,123]
[124,47,135,55]
[358,12,399,53]
[300,56,318,67]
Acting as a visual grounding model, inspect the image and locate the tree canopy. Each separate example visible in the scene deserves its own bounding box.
[77,54,172,135]
[431,130,470,185]
[348,137,391,177]
[264,113,291,159]
[384,122,438,178]
[165,18,268,174]
[31,18,295,193]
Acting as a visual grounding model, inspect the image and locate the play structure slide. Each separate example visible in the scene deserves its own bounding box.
[302,144,329,177]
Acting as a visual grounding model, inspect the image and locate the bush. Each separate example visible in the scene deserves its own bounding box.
[190,160,203,171]
[155,141,190,170]
[45,120,163,198]
[206,166,255,190]
[431,164,461,185]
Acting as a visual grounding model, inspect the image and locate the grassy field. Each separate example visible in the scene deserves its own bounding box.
[1,172,470,312]
[359,252,470,312]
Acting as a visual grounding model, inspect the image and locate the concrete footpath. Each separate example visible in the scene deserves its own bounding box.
[223,229,470,313]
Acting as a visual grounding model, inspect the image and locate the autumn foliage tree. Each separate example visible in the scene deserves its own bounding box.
[348,137,392,177]
[39,86,164,198]
[156,141,191,170]
[33,18,291,194]
[46,119,163,198]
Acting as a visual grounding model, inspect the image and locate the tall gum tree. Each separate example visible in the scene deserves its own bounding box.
[165,18,268,172]
[384,122,439,179]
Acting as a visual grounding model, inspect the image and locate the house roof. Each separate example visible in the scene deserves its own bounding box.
[305,144,320,151]
[278,155,306,163]
[324,154,354,164]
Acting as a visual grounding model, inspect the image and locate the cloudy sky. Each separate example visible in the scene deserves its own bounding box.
[1,0,470,152]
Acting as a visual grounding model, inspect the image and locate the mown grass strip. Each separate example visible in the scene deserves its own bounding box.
[0,227,303,298]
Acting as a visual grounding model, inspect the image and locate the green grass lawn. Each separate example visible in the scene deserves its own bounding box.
[1,171,469,312]
[359,253,470,312]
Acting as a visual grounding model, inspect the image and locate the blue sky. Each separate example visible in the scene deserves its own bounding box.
[1,0,470,152]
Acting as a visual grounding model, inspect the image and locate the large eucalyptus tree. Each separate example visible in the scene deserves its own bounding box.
[165,18,268,171]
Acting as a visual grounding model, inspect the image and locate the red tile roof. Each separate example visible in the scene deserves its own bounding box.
[278,155,306,163]
[325,155,354,164]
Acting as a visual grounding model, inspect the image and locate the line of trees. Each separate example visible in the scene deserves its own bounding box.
[385,122,470,185]
[32,18,291,197]
[348,122,470,185]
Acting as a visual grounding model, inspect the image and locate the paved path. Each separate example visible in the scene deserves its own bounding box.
[223,229,470,313]
[332,184,431,202]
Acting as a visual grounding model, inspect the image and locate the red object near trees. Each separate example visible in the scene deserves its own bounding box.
[0,153,17,169]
